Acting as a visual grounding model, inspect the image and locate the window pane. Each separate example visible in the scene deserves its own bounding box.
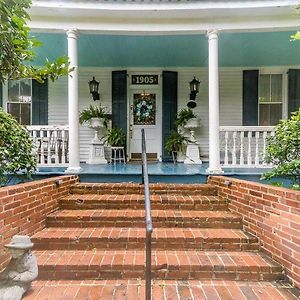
[259,104,282,126]
[259,75,270,103]
[19,79,31,103]
[7,103,20,122]
[259,104,270,126]
[20,103,31,125]
[8,80,19,102]
[270,104,282,125]
[271,74,282,103]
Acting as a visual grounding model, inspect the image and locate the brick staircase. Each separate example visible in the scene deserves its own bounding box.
[26,183,298,299]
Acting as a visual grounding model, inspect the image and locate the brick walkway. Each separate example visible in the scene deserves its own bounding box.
[24,280,299,300]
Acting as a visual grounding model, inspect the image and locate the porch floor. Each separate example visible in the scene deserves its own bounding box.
[35,162,274,184]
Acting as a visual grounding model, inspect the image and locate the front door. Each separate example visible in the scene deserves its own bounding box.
[129,90,161,160]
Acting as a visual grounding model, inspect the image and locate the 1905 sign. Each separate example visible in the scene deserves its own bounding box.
[132,75,158,85]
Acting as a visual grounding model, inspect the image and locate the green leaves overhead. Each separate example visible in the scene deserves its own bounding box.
[0,0,71,83]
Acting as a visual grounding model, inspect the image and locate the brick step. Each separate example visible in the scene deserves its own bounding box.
[46,209,241,228]
[70,183,217,196]
[35,250,283,281]
[24,280,299,300]
[32,227,259,251]
[59,194,227,211]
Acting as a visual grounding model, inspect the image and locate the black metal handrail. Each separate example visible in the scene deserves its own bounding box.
[141,128,153,300]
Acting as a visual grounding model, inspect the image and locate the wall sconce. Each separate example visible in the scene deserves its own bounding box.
[88,76,100,101]
[187,76,201,108]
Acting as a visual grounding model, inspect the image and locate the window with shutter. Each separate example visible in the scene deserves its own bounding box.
[258,74,283,126]
[7,79,32,125]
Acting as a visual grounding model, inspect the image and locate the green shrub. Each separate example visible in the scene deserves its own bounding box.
[0,109,36,186]
[262,109,300,187]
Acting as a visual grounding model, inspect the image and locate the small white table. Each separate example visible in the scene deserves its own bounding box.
[110,147,126,164]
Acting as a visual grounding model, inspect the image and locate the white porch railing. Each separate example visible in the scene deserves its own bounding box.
[220,126,276,168]
[27,125,69,167]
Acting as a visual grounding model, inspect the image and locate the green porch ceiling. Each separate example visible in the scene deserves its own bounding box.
[32,31,300,67]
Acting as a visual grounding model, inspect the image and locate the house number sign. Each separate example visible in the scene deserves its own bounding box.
[132,75,158,85]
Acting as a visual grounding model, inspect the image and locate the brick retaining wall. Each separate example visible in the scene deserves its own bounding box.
[0,175,78,271]
[208,176,300,288]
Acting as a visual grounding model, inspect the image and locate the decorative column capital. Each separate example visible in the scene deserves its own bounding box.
[207,29,219,40]
[66,29,79,39]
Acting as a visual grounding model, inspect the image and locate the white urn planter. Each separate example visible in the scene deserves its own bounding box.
[184,118,199,142]
[184,117,202,164]
[88,118,106,142]
[87,118,107,164]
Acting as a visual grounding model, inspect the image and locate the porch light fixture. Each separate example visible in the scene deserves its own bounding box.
[88,76,100,101]
[187,76,201,108]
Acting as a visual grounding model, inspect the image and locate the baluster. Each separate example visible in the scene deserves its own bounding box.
[54,130,59,164]
[232,131,237,166]
[262,131,268,165]
[240,131,244,165]
[247,131,252,165]
[40,130,45,165]
[255,131,260,166]
[47,130,51,165]
[31,130,37,163]
[61,130,66,164]
[224,131,229,166]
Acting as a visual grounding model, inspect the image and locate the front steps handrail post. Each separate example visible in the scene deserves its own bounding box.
[141,128,153,300]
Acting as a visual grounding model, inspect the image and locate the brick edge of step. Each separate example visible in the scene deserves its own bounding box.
[34,250,284,281]
[70,183,218,196]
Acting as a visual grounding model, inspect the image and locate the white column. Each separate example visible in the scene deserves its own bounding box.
[206,29,223,174]
[66,29,81,173]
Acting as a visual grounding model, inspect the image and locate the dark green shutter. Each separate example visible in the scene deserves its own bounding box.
[288,69,300,117]
[0,84,2,108]
[242,70,259,125]
[162,71,178,162]
[32,79,48,125]
[112,70,127,148]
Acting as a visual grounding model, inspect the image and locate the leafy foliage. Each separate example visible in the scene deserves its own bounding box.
[104,127,126,147]
[79,105,109,128]
[0,109,36,186]
[175,108,197,128]
[165,131,188,153]
[165,109,198,154]
[262,109,300,186]
[0,0,71,83]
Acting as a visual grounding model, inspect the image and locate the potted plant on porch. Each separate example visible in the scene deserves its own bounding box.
[165,131,188,163]
[79,105,109,129]
[79,105,110,164]
[175,108,197,129]
[103,127,126,163]
[103,127,126,147]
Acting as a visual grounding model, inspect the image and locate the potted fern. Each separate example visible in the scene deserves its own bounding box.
[175,108,197,128]
[165,131,188,162]
[79,105,109,129]
[103,127,126,147]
